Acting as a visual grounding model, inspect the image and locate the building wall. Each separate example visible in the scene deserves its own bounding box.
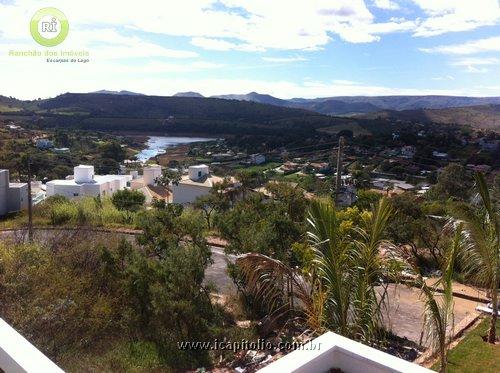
[171,183,211,204]
[46,183,83,199]
[0,170,8,216]
[0,170,28,216]
[7,185,28,213]
[47,178,129,199]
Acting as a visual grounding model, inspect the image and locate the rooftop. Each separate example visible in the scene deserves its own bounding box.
[47,174,130,186]
[259,332,430,373]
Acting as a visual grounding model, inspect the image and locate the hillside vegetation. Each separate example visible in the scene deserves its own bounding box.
[362,104,500,131]
[0,93,364,136]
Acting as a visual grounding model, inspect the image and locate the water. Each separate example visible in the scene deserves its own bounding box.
[135,136,214,162]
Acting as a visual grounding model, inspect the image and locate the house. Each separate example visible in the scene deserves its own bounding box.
[466,164,492,173]
[171,165,236,204]
[259,331,430,372]
[372,178,415,193]
[278,162,301,174]
[250,154,266,165]
[308,162,330,173]
[0,169,28,216]
[400,145,416,159]
[130,165,171,204]
[478,138,499,152]
[46,165,131,199]
[53,147,70,153]
[432,151,448,158]
[36,138,54,149]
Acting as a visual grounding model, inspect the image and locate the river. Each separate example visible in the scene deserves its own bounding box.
[135,136,215,162]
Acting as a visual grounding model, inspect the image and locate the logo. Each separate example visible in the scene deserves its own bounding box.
[30,7,69,47]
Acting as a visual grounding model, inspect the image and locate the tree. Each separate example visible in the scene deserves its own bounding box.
[236,198,401,343]
[193,184,231,229]
[428,164,473,201]
[355,190,381,210]
[389,193,448,268]
[415,224,462,373]
[101,141,126,162]
[155,169,182,189]
[451,172,499,343]
[111,189,145,211]
[216,193,304,262]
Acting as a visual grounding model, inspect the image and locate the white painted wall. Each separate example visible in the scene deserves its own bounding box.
[0,318,63,373]
[74,165,94,183]
[188,165,209,181]
[143,166,162,186]
[0,170,28,216]
[171,183,211,204]
[0,170,8,216]
[259,332,430,373]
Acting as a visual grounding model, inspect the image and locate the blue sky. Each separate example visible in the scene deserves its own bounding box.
[1,0,499,99]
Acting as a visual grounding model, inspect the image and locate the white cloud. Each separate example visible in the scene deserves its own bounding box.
[431,75,455,81]
[411,0,500,37]
[465,65,488,73]
[261,56,307,62]
[373,0,400,10]
[420,36,500,55]
[190,37,264,52]
[451,57,500,66]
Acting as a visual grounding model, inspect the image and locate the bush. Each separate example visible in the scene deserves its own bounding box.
[111,189,146,212]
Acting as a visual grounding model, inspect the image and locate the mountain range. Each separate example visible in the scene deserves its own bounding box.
[1,91,499,131]
[210,92,500,115]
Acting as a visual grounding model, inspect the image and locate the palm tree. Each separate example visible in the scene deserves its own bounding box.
[237,197,398,342]
[452,172,499,343]
[416,223,462,373]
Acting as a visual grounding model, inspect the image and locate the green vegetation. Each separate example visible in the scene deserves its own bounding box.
[0,196,140,229]
[0,203,236,371]
[451,173,499,343]
[417,225,463,373]
[432,318,500,372]
[111,189,146,212]
[233,161,280,173]
[236,198,402,342]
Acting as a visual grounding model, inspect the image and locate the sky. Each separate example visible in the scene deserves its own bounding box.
[1,0,500,99]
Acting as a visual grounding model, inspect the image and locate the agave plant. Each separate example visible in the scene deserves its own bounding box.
[451,172,499,343]
[416,223,462,373]
[237,197,398,343]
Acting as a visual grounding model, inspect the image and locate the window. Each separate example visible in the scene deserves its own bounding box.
[73,193,79,197]
[198,171,202,178]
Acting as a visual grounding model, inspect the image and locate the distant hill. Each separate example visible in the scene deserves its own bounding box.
[290,99,381,115]
[361,104,500,131]
[312,95,500,111]
[91,90,144,96]
[212,92,288,107]
[209,92,500,117]
[6,92,359,136]
[173,91,204,98]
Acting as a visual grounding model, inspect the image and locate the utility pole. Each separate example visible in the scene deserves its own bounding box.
[335,136,344,205]
[27,155,33,242]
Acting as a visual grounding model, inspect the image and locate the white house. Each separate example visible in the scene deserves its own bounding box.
[46,165,131,199]
[35,138,54,149]
[143,165,162,186]
[0,169,28,216]
[130,165,171,204]
[250,154,266,165]
[171,165,228,204]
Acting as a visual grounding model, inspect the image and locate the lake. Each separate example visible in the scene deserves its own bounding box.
[136,136,215,162]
